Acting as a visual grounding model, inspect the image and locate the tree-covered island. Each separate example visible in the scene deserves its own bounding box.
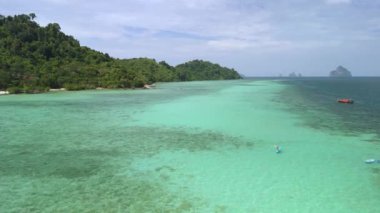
[0,14,241,94]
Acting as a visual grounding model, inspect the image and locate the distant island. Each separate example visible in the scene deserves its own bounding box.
[329,66,352,77]
[0,14,241,94]
[288,72,302,78]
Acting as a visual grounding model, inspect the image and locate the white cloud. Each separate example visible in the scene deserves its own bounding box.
[207,38,294,51]
[40,0,70,5]
[325,0,351,5]
[208,39,251,50]
[88,0,271,40]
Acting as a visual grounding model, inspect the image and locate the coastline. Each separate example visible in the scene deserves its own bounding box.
[0,84,156,96]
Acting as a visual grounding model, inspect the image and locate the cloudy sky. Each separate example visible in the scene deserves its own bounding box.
[1,0,380,76]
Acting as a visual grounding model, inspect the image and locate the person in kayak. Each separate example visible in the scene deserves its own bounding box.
[274,144,281,153]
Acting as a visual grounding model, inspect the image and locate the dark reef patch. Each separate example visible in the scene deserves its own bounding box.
[0,149,113,179]
[0,125,252,211]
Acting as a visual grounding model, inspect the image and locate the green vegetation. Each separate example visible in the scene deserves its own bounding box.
[175,60,241,81]
[0,14,241,93]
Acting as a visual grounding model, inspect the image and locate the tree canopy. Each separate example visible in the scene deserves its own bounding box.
[0,14,241,93]
[175,60,241,81]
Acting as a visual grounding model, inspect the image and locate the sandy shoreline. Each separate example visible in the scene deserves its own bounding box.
[0,84,156,96]
[0,91,9,95]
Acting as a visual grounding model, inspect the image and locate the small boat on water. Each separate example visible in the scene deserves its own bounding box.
[365,159,380,164]
[337,98,354,104]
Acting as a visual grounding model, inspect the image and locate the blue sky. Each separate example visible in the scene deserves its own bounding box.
[1,0,380,76]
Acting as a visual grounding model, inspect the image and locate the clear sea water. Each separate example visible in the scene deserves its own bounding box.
[0,78,379,212]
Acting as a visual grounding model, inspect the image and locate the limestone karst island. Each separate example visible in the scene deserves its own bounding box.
[329,65,352,77]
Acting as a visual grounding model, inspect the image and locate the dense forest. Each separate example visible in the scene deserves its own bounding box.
[176,60,241,81]
[0,14,241,93]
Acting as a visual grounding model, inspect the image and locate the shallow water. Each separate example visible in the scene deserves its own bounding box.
[0,79,379,212]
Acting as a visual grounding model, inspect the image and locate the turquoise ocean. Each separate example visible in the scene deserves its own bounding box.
[1,78,379,212]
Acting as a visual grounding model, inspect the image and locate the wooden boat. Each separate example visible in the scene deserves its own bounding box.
[337,98,354,104]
